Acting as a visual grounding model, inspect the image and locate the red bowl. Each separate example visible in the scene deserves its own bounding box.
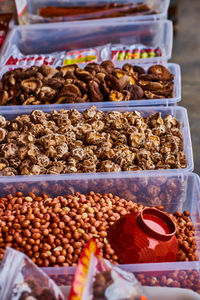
[108,207,178,264]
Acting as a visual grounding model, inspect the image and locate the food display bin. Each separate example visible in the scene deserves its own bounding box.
[31,172,200,294]
[0,105,193,179]
[0,62,181,108]
[0,20,173,66]
[43,261,200,295]
[23,0,170,25]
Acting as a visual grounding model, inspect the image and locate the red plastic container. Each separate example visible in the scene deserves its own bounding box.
[109,207,178,264]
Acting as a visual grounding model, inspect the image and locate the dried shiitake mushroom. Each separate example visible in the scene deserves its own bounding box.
[147,65,171,81]
[57,64,78,76]
[61,84,82,97]
[128,85,144,100]
[109,90,130,101]
[88,80,104,102]
[0,91,8,105]
[144,91,164,99]
[105,74,121,91]
[21,78,42,94]
[101,60,115,73]
[0,62,174,105]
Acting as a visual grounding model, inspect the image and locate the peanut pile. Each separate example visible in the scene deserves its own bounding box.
[0,106,186,176]
[0,62,174,105]
[48,269,200,294]
[136,270,200,293]
[0,192,197,267]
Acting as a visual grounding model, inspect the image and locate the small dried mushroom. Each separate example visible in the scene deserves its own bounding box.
[0,63,174,105]
[0,106,186,176]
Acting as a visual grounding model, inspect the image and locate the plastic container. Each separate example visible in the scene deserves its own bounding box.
[0,20,173,66]
[24,0,170,24]
[37,172,200,292]
[0,105,193,180]
[43,261,200,294]
[0,62,181,108]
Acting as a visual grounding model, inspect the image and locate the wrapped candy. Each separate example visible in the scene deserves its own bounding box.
[111,44,162,61]
[62,44,110,65]
[3,43,162,67]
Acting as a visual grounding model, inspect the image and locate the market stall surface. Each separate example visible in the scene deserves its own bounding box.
[172,0,200,175]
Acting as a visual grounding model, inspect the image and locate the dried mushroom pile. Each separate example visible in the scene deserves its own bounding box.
[0,106,186,176]
[0,62,174,105]
[0,191,197,267]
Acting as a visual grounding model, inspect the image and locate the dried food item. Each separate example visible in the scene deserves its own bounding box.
[109,90,131,101]
[136,269,200,294]
[37,2,157,22]
[47,267,200,294]
[69,240,149,300]
[148,64,172,81]
[0,62,174,105]
[0,247,64,300]
[0,107,186,174]
[128,85,144,99]
[0,191,198,267]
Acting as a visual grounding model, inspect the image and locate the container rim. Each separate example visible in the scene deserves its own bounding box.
[0,19,173,64]
[0,62,181,108]
[41,260,200,275]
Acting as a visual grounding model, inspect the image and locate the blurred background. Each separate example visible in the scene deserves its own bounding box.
[169,0,200,175]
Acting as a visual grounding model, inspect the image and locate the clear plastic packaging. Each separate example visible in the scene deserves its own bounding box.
[0,20,173,66]
[69,240,149,300]
[37,172,200,293]
[0,247,64,300]
[0,63,181,107]
[24,0,169,24]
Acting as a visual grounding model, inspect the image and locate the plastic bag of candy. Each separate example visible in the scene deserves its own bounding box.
[69,239,149,300]
[0,247,64,300]
[62,43,110,65]
[4,44,65,66]
[111,44,162,61]
[3,43,162,67]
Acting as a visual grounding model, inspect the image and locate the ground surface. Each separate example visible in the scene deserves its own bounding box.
[171,0,200,175]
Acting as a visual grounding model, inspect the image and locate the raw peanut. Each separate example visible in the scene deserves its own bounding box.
[21,220,30,228]
[57,255,65,264]
[0,191,197,268]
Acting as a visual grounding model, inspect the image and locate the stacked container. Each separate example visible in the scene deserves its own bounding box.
[0,0,199,297]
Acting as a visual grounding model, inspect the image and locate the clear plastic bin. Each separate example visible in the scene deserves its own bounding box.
[0,105,193,179]
[25,0,170,24]
[0,62,181,108]
[43,261,200,295]
[0,20,173,65]
[35,172,200,293]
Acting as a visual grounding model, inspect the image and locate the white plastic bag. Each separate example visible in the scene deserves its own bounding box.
[0,247,64,300]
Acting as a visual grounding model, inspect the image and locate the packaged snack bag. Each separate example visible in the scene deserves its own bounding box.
[69,240,149,300]
[111,44,162,61]
[62,44,110,65]
[4,45,65,66]
[0,247,64,300]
